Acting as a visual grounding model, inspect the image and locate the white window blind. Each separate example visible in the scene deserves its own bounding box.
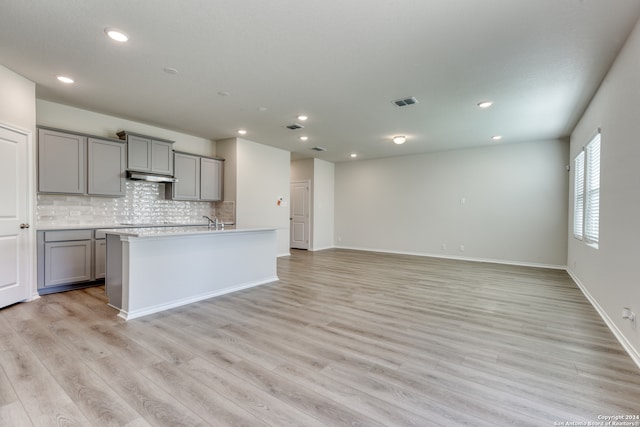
[584,133,601,244]
[573,151,585,240]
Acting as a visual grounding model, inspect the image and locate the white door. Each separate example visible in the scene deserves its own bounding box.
[290,180,310,250]
[0,125,30,308]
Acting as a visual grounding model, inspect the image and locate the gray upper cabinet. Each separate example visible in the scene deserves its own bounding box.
[38,128,86,194]
[167,153,223,201]
[119,131,174,176]
[126,135,152,172]
[172,152,200,200]
[38,127,126,197]
[201,157,223,201]
[151,140,173,175]
[88,138,126,196]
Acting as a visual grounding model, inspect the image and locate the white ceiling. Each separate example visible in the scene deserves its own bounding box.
[2,1,640,162]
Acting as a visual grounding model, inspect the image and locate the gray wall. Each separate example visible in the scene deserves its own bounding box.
[568,17,640,363]
[335,139,569,267]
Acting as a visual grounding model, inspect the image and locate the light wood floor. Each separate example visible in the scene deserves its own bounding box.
[1,249,639,426]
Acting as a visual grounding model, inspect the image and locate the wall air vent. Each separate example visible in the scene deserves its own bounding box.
[286,123,304,130]
[391,96,419,107]
[311,147,326,152]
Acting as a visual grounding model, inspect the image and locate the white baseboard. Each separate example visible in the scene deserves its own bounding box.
[310,245,335,252]
[566,269,640,370]
[118,276,279,321]
[333,245,567,270]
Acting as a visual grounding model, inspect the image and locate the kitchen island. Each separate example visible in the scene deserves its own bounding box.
[102,226,278,320]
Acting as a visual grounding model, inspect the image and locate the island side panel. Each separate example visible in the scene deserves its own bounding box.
[105,233,123,309]
[121,229,278,319]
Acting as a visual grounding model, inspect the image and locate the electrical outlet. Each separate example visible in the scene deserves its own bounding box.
[623,308,637,328]
[441,244,447,251]
[459,244,465,252]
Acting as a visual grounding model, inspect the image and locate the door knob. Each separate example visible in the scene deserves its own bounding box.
[20,223,30,229]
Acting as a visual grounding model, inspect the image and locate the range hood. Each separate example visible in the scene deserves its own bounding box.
[127,171,178,183]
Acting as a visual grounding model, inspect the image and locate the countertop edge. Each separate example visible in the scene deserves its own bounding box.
[99,226,276,239]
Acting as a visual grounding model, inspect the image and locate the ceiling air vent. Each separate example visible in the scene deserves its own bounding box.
[311,147,326,152]
[391,96,419,107]
[286,123,304,130]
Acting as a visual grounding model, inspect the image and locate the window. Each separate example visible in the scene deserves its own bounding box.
[573,151,584,239]
[573,130,601,246]
[584,133,601,244]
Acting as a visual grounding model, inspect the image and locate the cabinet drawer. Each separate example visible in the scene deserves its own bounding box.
[94,230,107,239]
[44,230,92,242]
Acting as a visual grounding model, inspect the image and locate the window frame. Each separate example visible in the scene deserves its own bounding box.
[573,151,584,240]
[584,132,601,246]
[573,129,601,247]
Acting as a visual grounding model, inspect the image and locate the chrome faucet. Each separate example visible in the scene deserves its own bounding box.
[203,215,222,230]
[203,215,217,228]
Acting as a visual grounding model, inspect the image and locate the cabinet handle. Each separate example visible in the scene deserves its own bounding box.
[20,223,30,229]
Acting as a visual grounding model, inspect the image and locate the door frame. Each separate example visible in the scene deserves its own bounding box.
[290,179,311,250]
[0,122,36,303]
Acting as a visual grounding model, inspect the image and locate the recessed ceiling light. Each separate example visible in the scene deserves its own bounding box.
[163,67,178,75]
[299,136,308,141]
[105,28,129,42]
[56,76,74,84]
[297,115,308,121]
[350,153,357,158]
[491,135,503,140]
[477,101,493,108]
[392,135,406,145]
[238,129,247,135]
[218,90,231,97]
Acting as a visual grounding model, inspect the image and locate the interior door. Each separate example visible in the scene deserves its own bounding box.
[0,125,30,308]
[290,180,310,250]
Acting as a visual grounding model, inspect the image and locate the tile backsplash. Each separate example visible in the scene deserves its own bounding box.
[37,181,235,227]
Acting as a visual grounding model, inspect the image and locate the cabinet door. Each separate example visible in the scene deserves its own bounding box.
[127,135,152,172]
[38,129,86,194]
[88,138,126,196]
[94,239,106,279]
[201,158,223,201]
[151,140,173,175]
[172,153,200,200]
[44,240,92,286]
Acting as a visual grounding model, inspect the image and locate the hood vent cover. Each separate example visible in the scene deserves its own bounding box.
[311,146,326,152]
[391,96,419,107]
[127,171,178,183]
[286,123,304,130]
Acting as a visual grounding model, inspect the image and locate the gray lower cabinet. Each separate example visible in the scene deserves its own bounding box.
[167,152,223,201]
[88,138,126,196]
[44,241,92,286]
[94,230,107,279]
[38,128,86,194]
[39,230,93,289]
[37,229,105,294]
